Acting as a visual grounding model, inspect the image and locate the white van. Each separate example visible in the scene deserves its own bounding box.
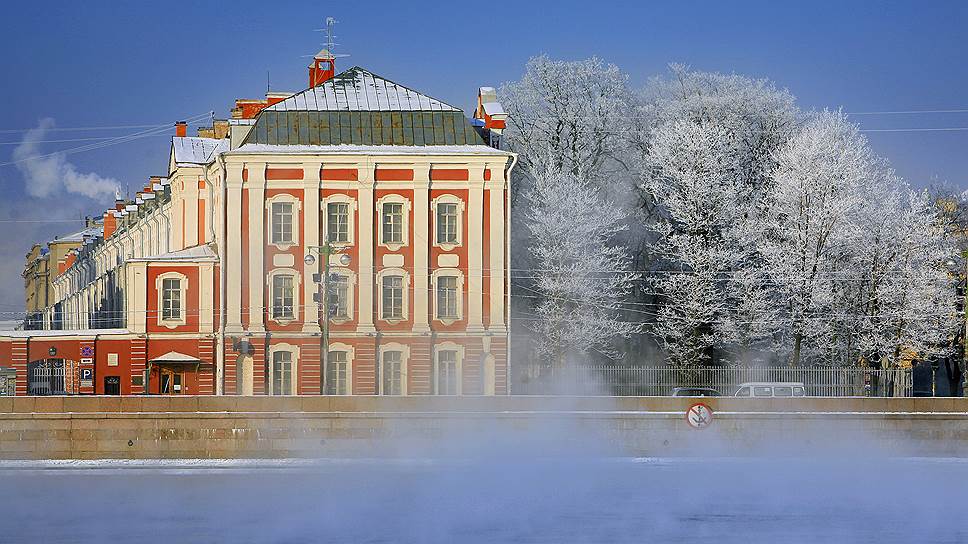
[734,382,806,397]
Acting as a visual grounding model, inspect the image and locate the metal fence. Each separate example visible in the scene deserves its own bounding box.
[513,365,913,397]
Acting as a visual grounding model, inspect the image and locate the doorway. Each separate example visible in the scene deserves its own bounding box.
[159,369,183,395]
[103,376,121,395]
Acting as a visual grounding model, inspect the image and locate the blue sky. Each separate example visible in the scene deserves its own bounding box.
[0,0,966,313]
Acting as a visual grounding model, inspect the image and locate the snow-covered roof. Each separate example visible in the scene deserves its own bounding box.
[231,143,511,156]
[130,245,218,263]
[265,67,461,112]
[481,102,506,115]
[51,226,101,244]
[172,137,226,165]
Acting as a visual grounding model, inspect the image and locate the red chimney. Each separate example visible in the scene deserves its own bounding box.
[103,212,117,239]
[309,50,336,87]
[175,121,187,137]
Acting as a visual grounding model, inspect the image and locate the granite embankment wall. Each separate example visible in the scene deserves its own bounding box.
[1,396,967,459]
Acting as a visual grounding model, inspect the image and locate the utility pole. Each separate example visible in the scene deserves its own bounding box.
[305,242,350,394]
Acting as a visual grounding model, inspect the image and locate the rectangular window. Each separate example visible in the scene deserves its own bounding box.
[382,275,404,320]
[272,274,295,319]
[271,351,293,395]
[161,278,181,321]
[382,202,403,244]
[326,351,348,395]
[327,202,350,243]
[381,350,402,395]
[271,202,294,244]
[435,350,459,395]
[436,276,458,319]
[436,203,459,245]
[328,275,349,319]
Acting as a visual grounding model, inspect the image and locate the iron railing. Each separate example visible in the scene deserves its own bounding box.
[513,365,914,397]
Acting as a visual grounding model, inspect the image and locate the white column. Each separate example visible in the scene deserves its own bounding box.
[357,166,376,332]
[225,163,244,334]
[303,162,322,333]
[186,177,200,248]
[412,165,431,333]
[247,164,266,333]
[487,171,507,331]
[467,172,485,332]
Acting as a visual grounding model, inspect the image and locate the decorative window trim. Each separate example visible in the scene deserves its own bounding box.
[432,194,465,251]
[265,193,302,250]
[431,268,464,325]
[322,194,357,246]
[268,343,300,395]
[433,342,465,396]
[267,268,301,324]
[376,268,410,323]
[326,342,355,395]
[155,271,188,328]
[378,342,410,396]
[376,194,411,251]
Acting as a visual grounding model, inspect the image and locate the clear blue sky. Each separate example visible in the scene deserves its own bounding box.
[0,0,966,313]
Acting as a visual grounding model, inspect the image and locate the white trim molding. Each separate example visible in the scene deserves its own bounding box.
[265,193,302,250]
[268,342,301,395]
[433,341,465,395]
[155,271,188,328]
[378,342,410,396]
[376,193,411,252]
[431,268,464,325]
[376,267,410,323]
[431,193,465,251]
[322,193,358,246]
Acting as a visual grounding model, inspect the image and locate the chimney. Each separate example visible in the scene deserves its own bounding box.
[309,50,336,87]
[175,121,187,137]
[103,211,117,239]
[473,87,507,148]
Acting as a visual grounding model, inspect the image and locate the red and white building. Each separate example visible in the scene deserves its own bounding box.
[0,51,515,396]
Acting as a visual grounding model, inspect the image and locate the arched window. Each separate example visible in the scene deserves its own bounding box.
[268,343,300,395]
[433,342,464,395]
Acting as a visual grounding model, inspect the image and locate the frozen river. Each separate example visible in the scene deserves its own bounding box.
[0,456,965,543]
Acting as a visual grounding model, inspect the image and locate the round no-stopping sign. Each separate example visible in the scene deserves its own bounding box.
[685,402,714,429]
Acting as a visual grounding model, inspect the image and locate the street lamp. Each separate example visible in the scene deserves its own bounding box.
[306,242,350,395]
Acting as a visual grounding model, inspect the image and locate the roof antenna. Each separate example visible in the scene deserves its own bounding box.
[267,70,270,94]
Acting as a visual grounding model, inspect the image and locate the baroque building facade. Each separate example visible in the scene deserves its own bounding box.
[0,52,514,396]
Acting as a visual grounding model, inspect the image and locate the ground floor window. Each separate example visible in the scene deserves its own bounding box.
[272,351,293,395]
[381,350,403,395]
[326,351,349,395]
[434,349,460,395]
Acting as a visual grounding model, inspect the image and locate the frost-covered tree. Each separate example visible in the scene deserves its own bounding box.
[500,55,633,184]
[525,165,640,365]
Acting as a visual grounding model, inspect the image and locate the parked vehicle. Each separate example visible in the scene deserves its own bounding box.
[734,382,806,397]
[671,386,721,397]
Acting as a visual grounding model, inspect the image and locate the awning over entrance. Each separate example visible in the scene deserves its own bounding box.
[149,351,202,365]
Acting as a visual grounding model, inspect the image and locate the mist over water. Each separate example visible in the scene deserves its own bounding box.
[2,402,966,544]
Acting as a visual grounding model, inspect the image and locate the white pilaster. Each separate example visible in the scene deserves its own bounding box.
[412,165,431,333]
[247,164,266,333]
[467,170,485,331]
[486,170,507,331]
[303,162,322,333]
[357,165,376,332]
[225,163,244,334]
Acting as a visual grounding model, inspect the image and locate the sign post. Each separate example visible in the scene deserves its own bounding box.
[685,402,714,430]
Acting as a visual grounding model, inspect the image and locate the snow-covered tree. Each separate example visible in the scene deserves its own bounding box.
[525,165,640,365]
[500,55,633,184]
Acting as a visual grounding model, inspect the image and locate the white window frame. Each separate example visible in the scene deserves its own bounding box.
[378,342,410,396]
[328,268,356,324]
[431,268,464,325]
[433,342,464,396]
[267,268,300,324]
[432,194,465,250]
[322,194,357,246]
[155,271,188,328]
[265,194,302,249]
[268,343,300,395]
[376,194,411,251]
[376,268,410,323]
[326,342,354,395]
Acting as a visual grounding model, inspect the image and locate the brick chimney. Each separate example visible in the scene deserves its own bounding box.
[175,121,187,137]
[309,50,336,87]
[102,211,117,239]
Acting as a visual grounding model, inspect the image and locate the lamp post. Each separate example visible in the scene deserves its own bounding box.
[305,243,350,395]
